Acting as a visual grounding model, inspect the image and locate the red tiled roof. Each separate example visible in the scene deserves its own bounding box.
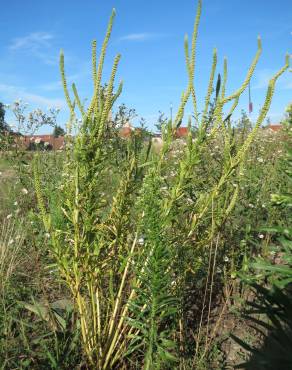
[175,127,189,137]
[267,124,282,132]
[119,127,133,138]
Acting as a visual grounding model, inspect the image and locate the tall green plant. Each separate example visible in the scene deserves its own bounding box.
[33,1,289,368]
[127,167,178,369]
[231,108,292,370]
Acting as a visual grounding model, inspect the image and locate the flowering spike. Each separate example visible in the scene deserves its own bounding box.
[221,57,228,99]
[234,54,289,164]
[202,48,217,123]
[72,83,85,117]
[92,40,97,83]
[223,38,262,104]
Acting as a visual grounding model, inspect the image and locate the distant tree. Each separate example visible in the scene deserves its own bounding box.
[0,102,10,132]
[237,110,252,131]
[281,103,292,127]
[155,111,168,132]
[113,103,137,128]
[53,125,66,137]
[265,116,271,127]
[7,100,59,135]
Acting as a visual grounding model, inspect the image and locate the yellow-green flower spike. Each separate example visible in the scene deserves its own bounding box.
[234,53,289,164]
[184,34,191,75]
[190,0,202,119]
[203,48,217,121]
[98,54,121,139]
[227,96,240,119]
[221,57,228,100]
[191,0,202,81]
[72,83,85,117]
[95,8,116,101]
[223,37,262,104]
[112,80,123,105]
[60,49,74,114]
[92,40,97,83]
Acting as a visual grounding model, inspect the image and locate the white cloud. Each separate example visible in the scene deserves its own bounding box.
[20,92,64,108]
[9,32,57,65]
[253,67,292,90]
[9,32,53,50]
[118,33,163,42]
[0,83,65,108]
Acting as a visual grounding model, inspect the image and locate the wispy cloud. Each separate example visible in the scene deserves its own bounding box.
[118,33,164,42]
[253,67,292,90]
[0,83,65,108]
[9,32,57,65]
[9,32,53,50]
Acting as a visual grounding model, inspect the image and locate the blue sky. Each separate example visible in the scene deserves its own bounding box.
[0,0,291,132]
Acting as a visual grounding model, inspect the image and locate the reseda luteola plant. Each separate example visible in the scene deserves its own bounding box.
[33,1,289,368]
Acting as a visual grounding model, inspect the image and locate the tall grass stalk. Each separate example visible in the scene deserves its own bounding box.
[0,219,23,298]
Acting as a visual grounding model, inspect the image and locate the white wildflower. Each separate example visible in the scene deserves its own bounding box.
[257,157,264,163]
[258,234,264,239]
[21,188,28,195]
[13,201,18,206]
[138,237,144,245]
[248,203,254,208]
[224,256,229,262]
[6,214,12,219]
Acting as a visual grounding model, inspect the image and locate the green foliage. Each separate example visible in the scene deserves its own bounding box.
[128,169,178,369]
[0,102,9,132]
[53,125,66,137]
[232,118,292,369]
[154,111,168,132]
[282,102,292,127]
[0,1,288,369]
[32,1,290,368]
[236,110,253,132]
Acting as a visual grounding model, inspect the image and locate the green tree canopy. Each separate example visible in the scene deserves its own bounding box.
[0,102,9,132]
[53,125,66,137]
[282,103,292,126]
